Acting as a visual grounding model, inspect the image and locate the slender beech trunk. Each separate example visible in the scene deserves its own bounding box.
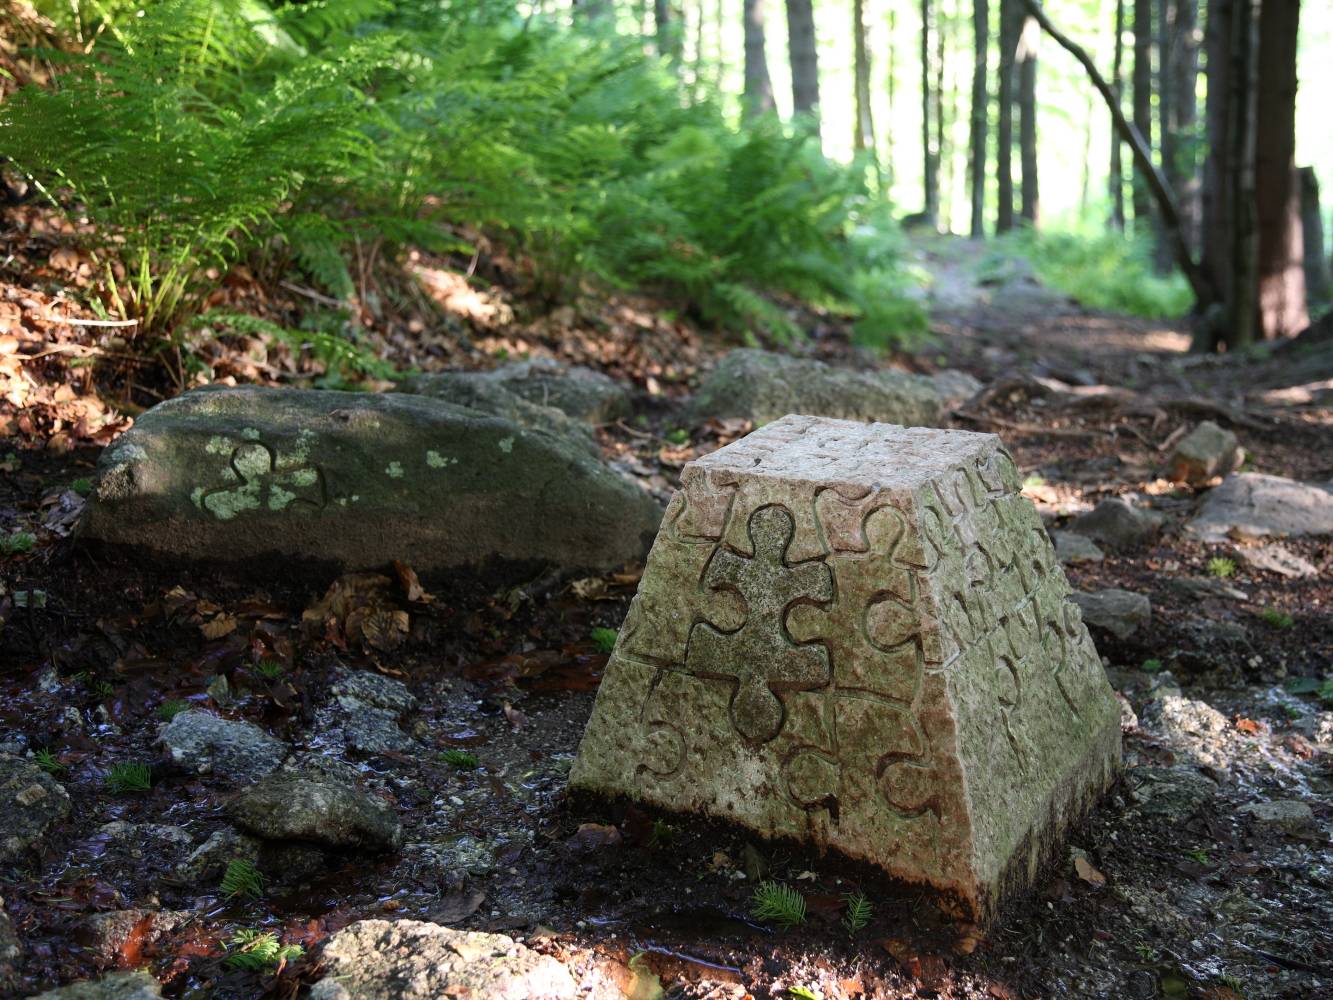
[1254,0,1307,338]
[969,0,989,237]
[1172,0,1201,246]
[743,0,776,117]
[935,1,948,228]
[1132,0,1154,232]
[853,0,878,171]
[1018,14,1039,226]
[997,0,1021,233]
[1300,167,1330,305]
[1110,0,1126,229]
[787,0,821,134]
[922,0,938,222]
[886,6,898,192]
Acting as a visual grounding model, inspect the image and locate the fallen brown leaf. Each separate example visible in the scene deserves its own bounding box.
[200,614,238,640]
[1074,854,1107,888]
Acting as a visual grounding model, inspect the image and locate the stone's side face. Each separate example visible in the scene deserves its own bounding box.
[81,385,661,578]
[569,415,1122,919]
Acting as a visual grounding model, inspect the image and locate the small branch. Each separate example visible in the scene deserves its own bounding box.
[46,315,139,328]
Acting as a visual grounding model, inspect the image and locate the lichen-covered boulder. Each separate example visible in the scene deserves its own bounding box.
[227,771,402,852]
[309,920,587,1000]
[687,349,945,427]
[571,416,1121,921]
[1,753,71,862]
[81,386,661,578]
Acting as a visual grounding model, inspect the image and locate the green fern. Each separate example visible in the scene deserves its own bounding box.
[223,928,302,970]
[842,891,873,935]
[751,881,806,929]
[221,858,265,899]
[105,762,152,793]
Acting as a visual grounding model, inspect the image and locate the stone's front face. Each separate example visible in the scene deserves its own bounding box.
[570,415,1122,919]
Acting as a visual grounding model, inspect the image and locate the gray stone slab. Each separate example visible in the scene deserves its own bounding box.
[570,415,1121,920]
[1188,473,1333,542]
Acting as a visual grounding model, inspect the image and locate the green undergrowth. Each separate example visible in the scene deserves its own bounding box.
[989,230,1193,319]
[7,0,926,364]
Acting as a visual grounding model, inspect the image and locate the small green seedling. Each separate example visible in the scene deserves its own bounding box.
[1261,608,1294,629]
[253,659,285,681]
[72,477,94,497]
[1207,556,1237,578]
[665,428,690,445]
[105,762,152,793]
[1187,847,1210,865]
[842,891,873,935]
[1141,658,1164,674]
[440,749,479,770]
[751,880,806,929]
[33,749,66,776]
[590,627,618,654]
[788,988,822,1000]
[93,679,116,701]
[0,532,36,556]
[221,858,264,899]
[157,699,190,722]
[649,819,674,848]
[223,929,302,970]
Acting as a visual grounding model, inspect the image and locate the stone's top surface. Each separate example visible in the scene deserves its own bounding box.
[693,415,1004,490]
[1188,472,1333,542]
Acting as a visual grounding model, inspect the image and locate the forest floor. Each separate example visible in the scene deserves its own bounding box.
[1,232,1331,1000]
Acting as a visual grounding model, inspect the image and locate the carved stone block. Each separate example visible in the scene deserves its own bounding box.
[570,415,1121,919]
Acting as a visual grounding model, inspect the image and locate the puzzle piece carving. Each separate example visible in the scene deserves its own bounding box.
[200,442,326,520]
[572,416,1122,922]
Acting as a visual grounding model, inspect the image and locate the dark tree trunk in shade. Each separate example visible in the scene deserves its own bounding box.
[743,0,775,117]
[969,0,989,237]
[1131,0,1154,231]
[1018,16,1039,226]
[1299,167,1330,306]
[1198,0,1259,350]
[1154,0,1175,269]
[786,0,820,132]
[921,0,938,222]
[1169,0,1202,247]
[1254,0,1307,339]
[996,0,1020,233]
[1110,0,1126,230]
[853,0,877,168]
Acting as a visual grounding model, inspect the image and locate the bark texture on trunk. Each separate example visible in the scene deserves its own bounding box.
[743,0,775,117]
[1168,0,1201,247]
[921,0,938,222]
[1254,0,1307,339]
[1299,167,1330,306]
[996,0,1021,233]
[1018,15,1039,226]
[1131,0,1154,230]
[786,0,821,130]
[853,0,876,162]
[969,0,989,237]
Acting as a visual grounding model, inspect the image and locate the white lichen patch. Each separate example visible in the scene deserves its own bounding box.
[426,451,457,468]
[498,437,515,454]
[385,462,405,479]
[203,482,261,521]
[291,467,319,487]
[233,444,272,479]
[268,485,296,511]
[205,436,234,457]
[108,443,148,464]
[189,487,206,508]
[241,427,262,440]
[290,428,318,463]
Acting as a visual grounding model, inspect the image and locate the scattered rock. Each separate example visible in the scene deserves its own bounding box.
[1146,694,1229,740]
[1187,472,1333,543]
[1070,588,1151,639]
[1051,530,1104,564]
[1067,497,1164,550]
[1167,576,1248,602]
[227,772,402,852]
[331,671,417,713]
[82,385,662,579]
[29,971,163,1000]
[929,369,984,409]
[309,920,583,1000]
[1237,800,1317,834]
[484,359,632,424]
[1236,543,1320,578]
[0,753,72,862]
[0,898,19,990]
[1163,421,1243,485]
[158,710,285,783]
[687,349,945,427]
[174,826,326,886]
[1127,765,1217,822]
[79,910,189,963]
[341,704,417,755]
[98,820,193,851]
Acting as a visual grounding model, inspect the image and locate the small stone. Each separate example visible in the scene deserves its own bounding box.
[1237,799,1316,834]
[929,369,984,410]
[28,971,163,1000]
[341,704,417,755]
[687,349,946,427]
[1127,765,1217,822]
[571,416,1121,921]
[1070,589,1151,640]
[1051,531,1105,564]
[0,753,71,863]
[1146,695,1229,742]
[158,710,285,783]
[1187,473,1333,543]
[0,899,20,991]
[79,910,188,963]
[1236,544,1320,579]
[227,772,402,851]
[331,671,417,713]
[1068,497,1164,551]
[1163,421,1243,486]
[309,920,585,1000]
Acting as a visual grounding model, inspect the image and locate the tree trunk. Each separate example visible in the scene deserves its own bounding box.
[969,0,989,237]
[1018,15,1039,226]
[1254,0,1307,339]
[996,0,1019,232]
[1170,0,1201,246]
[1299,166,1330,305]
[1132,0,1154,237]
[1110,0,1126,230]
[786,0,820,132]
[656,0,673,58]
[743,0,775,117]
[921,0,938,223]
[935,2,948,228]
[853,0,877,168]
[1154,0,1175,269]
[886,5,898,192]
